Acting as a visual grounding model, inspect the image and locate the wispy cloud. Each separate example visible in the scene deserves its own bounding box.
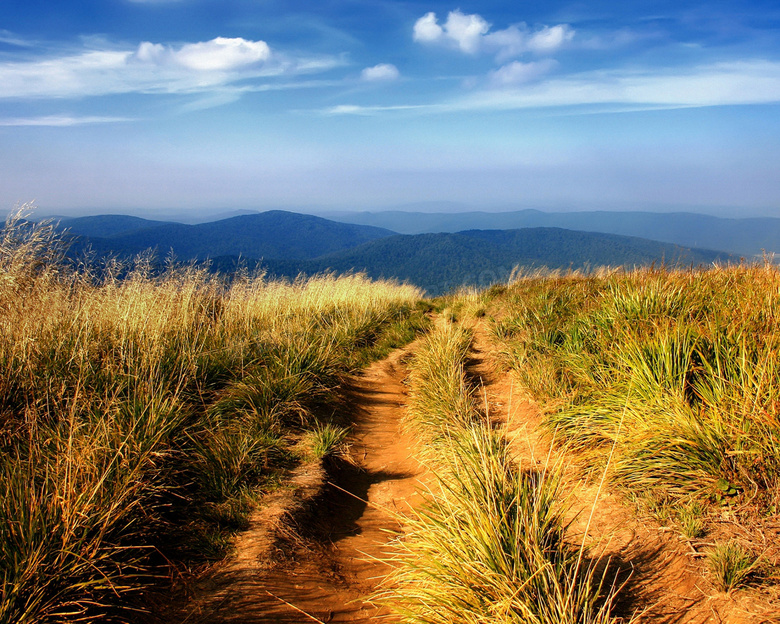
[0,29,36,48]
[460,60,780,110]
[0,115,134,127]
[325,60,780,115]
[0,37,341,100]
[413,10,573,59]
[488,59,558,86]
[323,103,431,116]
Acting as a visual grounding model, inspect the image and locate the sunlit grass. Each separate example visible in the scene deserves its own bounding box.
[0,205,424,622]
[382,320,621,623]
[491,264,780,514]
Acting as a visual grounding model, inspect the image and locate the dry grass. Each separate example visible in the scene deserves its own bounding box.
[381,320,621,623]
[0,206,425,622]
[490,264,780,522]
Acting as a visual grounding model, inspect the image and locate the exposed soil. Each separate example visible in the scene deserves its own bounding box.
[172,345,425,624]
[169,319,779,624]
[468,320,780,624]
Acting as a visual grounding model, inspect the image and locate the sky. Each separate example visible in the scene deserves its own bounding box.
[1,0,780,219]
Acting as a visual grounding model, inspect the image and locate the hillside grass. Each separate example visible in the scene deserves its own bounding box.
[490,264,780,530]
[0,210,425,623]
[381,321,621,623]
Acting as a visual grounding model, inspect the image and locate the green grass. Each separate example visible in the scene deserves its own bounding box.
[707,541,757,592]
[382,320,621,624]
[491,266,780,514]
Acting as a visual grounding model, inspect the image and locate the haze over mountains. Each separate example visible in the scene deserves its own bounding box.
[324,209,780,259]
[46,209,742,295]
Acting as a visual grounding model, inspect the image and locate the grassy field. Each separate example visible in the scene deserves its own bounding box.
[381,321,620,623]
[4,205,779,620]
[485,265,780,590]
[0,212,425,622]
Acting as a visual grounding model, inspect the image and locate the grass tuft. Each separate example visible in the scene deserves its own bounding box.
[707,540,757,592]
[381,321,622,623]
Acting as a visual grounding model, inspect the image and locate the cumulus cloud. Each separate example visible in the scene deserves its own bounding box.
[489,59,557,86]
[413,10,573,59]
[133,37,270,71]
[360,63,400,81]
[413,10,489,54]
[0,37,338,100]
[413,12,444,43]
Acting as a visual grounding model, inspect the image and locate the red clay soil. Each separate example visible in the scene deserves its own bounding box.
[173,345,425,624]
[469,321,780,624]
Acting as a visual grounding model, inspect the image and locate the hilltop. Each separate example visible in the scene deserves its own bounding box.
[50,210,732,294]
[325,209,780,258]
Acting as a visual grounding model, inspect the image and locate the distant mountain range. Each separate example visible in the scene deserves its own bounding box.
[47,210,732,295]
[247,228,728,295]
[60,211,393,260]
[323,209,780,258]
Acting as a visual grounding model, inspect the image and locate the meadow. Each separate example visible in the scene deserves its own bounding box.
[3,205,779,622]
[486,265,780,591]
[0,211,424,622]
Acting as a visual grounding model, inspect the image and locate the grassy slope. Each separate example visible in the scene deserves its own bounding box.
[0,213,425,623]
[480,265,780,591]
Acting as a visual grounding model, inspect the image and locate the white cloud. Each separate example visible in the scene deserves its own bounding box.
[458,60,780,110]
[413,12,444,43]
[0,37,338,100]
[0,115,133,127]
[324,60,780,115]
[489,59,557,86]
[0,29,35,47]
[361,63,400,81]
[141,37,271,71]
[414,11,573,59]
[324,103,428,115]
[526,25,575,53]
[413,10,489,54]
[443,11,490,54]
[482,26,526,62]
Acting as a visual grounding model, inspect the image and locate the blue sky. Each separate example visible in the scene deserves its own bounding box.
[1,0,779,218]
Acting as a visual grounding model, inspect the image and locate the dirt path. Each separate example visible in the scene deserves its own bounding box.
[170,320,776,623]
[468,320,779,623]
[174,346,424,624]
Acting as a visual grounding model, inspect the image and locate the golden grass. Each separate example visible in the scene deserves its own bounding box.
[0,206,424,622]
[381,320,621,623]
[491,264,780,515]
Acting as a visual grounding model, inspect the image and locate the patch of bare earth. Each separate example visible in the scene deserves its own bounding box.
[171,345,424,624]
[468,320,780,624]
